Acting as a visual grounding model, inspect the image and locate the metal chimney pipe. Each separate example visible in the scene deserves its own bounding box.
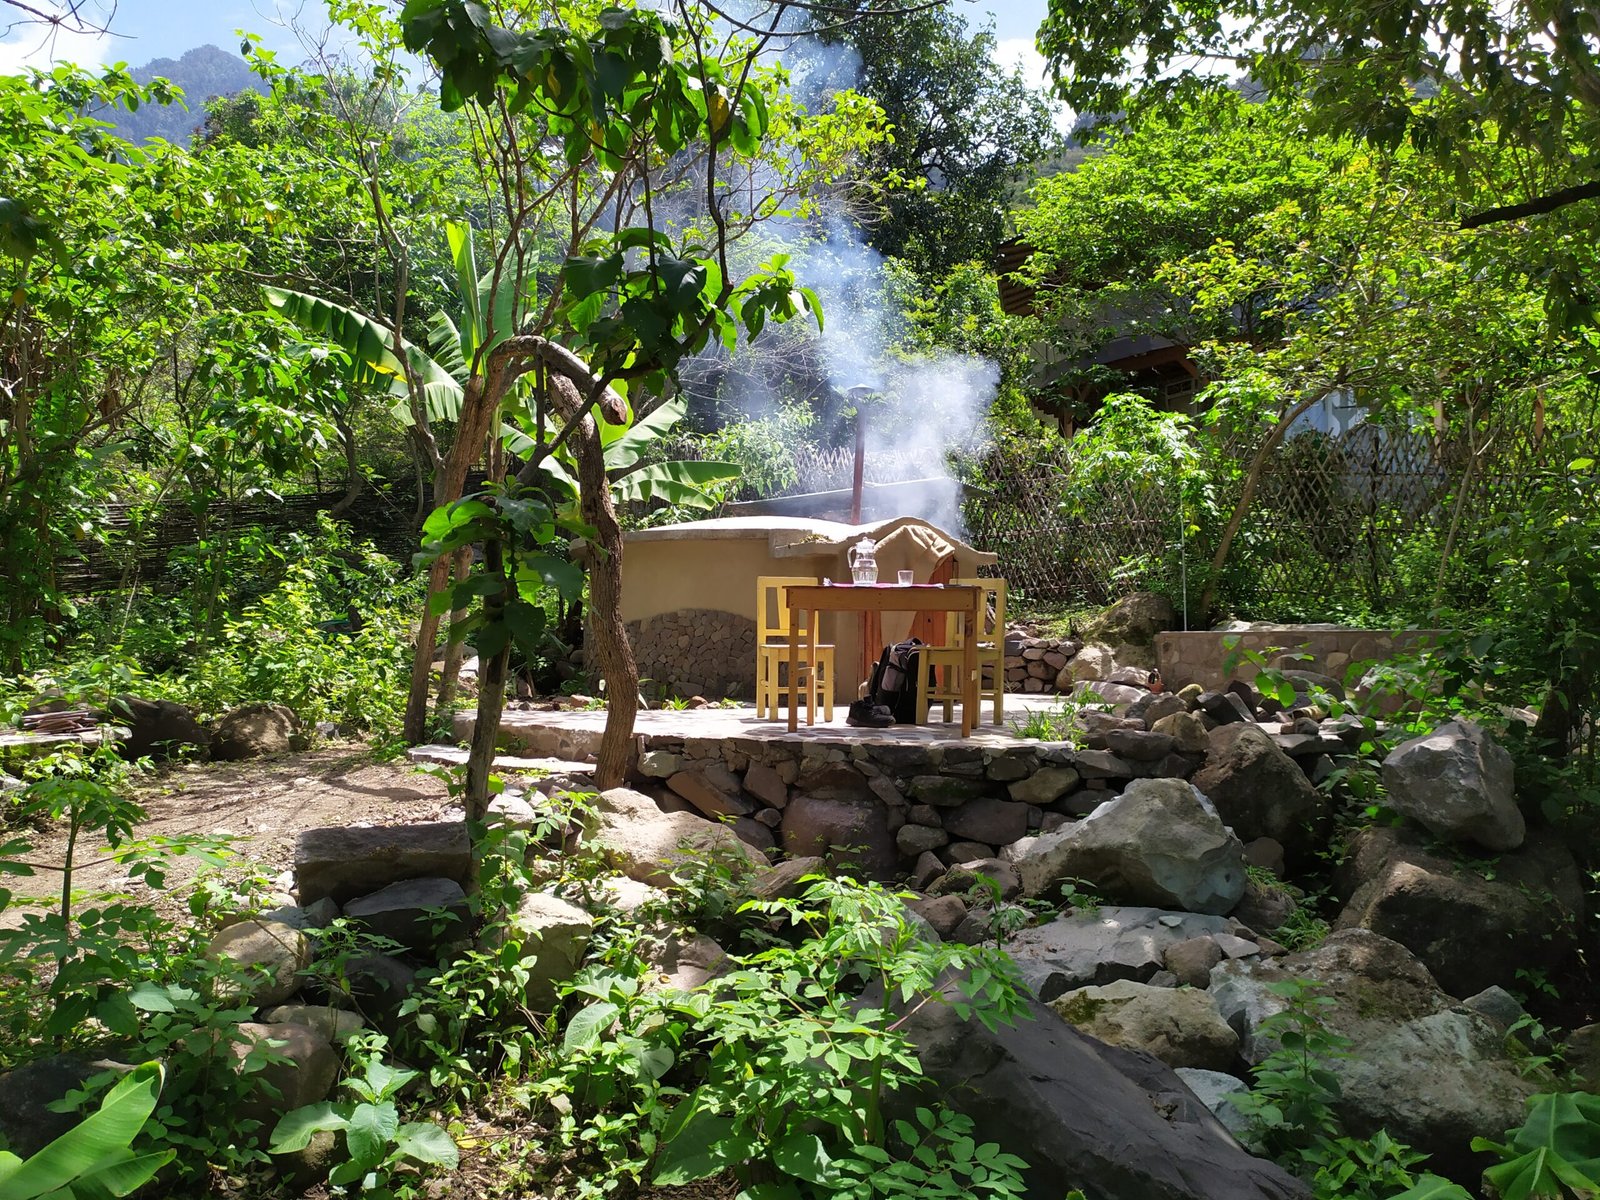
[848,385,873,524]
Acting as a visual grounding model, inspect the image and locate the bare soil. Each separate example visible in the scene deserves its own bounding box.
[9,744,455,917]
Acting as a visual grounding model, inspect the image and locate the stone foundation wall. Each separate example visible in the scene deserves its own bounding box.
[1156,628,1447,690]
[625,608,757,701]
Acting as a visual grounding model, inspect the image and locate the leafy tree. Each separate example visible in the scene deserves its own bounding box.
[381,0,874,809]
[792,4,1057,276]
[0,65,338,668]
[1011,93,1594,618]
[1036,0,1600,236]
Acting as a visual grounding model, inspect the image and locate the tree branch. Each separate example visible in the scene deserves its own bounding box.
[1460,179,1600,229]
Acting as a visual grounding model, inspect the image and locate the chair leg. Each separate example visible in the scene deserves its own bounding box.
[916,654,931,724]
[821,653,834,721]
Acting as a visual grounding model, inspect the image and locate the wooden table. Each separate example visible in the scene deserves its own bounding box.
[785,583,984,737]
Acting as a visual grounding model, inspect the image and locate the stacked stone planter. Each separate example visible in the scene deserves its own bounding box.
[1003,630,1084,693]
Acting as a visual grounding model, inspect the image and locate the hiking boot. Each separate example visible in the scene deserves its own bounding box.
[846,699,895,728]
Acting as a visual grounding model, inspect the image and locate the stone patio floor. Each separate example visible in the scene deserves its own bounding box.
[480,693,1065,753]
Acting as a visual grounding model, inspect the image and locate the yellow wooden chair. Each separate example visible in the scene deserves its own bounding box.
[916,578,1007,726]
[755,576,835,721]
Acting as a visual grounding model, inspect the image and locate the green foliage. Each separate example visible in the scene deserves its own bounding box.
[792,6,1057,276]
[1009,688,1109,743]
[1472,1092,1600,1199]
[1231,981,1452,1198]
[1036,0,1600,266]
[1233,980,1349,1164]
[269,1047,459,1197]
[167,522,417,729]
[528,875,1031,1199]
[0,1061,172,1200]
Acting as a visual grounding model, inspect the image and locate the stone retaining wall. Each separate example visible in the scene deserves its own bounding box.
[625,608,757,701]
[484,696,1352,881]
[1156,628,1446,690]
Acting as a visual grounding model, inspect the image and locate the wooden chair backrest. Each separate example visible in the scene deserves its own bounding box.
[756,576,820,642]
[944,577,1007,644]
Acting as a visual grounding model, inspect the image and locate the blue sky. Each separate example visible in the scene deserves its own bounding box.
[1,1,1055,91]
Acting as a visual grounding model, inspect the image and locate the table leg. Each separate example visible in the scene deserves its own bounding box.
[806,609,817,726]
[787,605,799,732]
[961,600,978,738]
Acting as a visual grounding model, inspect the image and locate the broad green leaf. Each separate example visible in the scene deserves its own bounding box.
[393,1123,459,1169]
[58,1146,176,1198]
[653,1110,757,1186]
[125,982,174,1013]
[264,286,462,424]
[362,1059,418,1100]
[600,393,687,457]
[611,459,739,507]
[344,1101,399,1168]
[771,1132,840,1187]
[446,218,483,355]
[268,1102,348,1155]
[1478,1092,1600,1200]
[0,1062,164,1199]
[515,555,584,599]
[563,1001,619,1053]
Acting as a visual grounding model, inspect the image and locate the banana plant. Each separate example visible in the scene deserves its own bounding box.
[0,1061,173,1200]
[264,220,737,511]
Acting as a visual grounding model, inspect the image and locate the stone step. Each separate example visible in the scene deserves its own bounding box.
[405,744,595,777]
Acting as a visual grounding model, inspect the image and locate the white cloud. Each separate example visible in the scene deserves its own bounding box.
[995,36,1049,92]
[994,35,1075,131]
[0,0,119,75]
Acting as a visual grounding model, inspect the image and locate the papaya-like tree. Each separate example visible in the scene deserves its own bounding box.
[384,0,883,812]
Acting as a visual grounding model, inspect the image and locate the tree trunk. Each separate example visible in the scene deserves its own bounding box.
[403,374,501,744]
[465,537,512,824]
[574,414,638,791]
[328,406,366,518]
[434,547,474,718]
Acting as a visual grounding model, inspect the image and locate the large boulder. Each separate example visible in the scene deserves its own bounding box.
[1050,980,1240,1071]
[1191,724,1327,855]
[1380,720,1523,851]
[206,918,312,1007]
[1002,907,1232,1000]
[210,702,303,761]
[105,695,208,761]
[294,822,470,906]
[259,1004,365,1042]
[1088,592,1178,646]
[344,877,470,956]
[1009,779,1246,915]
[1210,929,1544,1178]
[1333,825,1582,997]
[943,797,1031,846]
[498,891,593,1009]
[585,787,763,888]
[780,793,898,880]
[895,975,1308,1200]
[0,1054,131,1156]
[231,1021,340,1136]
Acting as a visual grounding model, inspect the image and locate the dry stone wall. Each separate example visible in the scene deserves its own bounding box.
[597,681,1365,882]
[624,608,757,700]
[1155,627,1446,691]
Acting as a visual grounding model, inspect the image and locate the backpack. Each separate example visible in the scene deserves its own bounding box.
[867,638,925,724]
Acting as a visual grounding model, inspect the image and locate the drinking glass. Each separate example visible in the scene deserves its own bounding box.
[897,570,914,585]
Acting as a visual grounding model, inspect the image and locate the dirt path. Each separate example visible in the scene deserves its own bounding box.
[9,745,455,914]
